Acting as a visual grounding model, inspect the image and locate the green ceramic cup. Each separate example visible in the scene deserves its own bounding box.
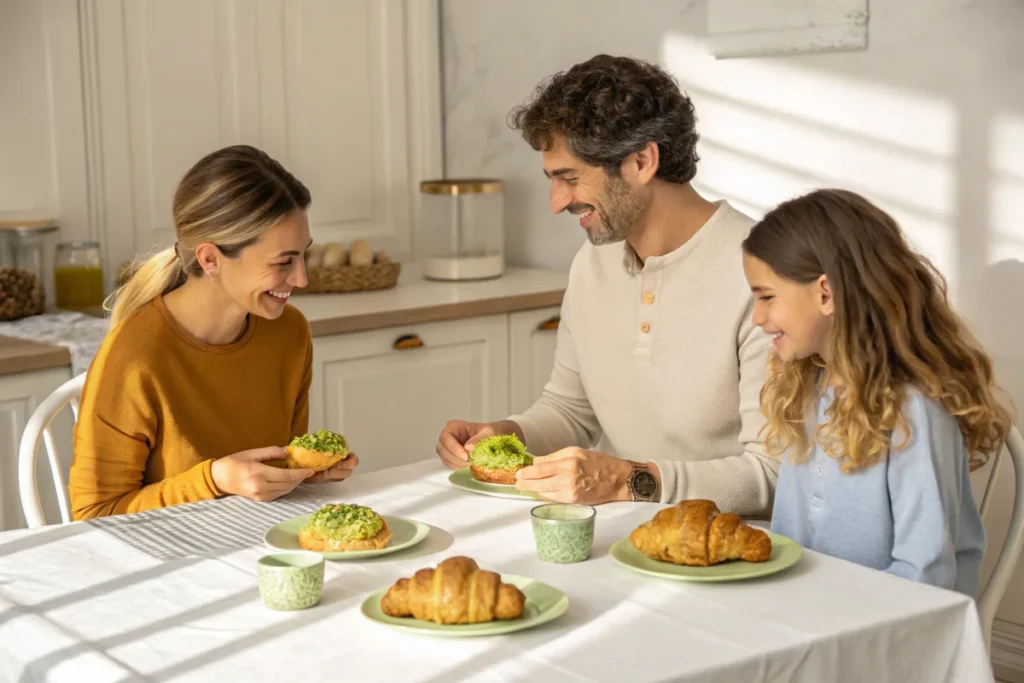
[530,503,596,563]
[257,552,325,611]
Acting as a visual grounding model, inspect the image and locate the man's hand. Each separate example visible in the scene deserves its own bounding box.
[435,419,525,470]
[303,454,360,484]
[514,447,634,505]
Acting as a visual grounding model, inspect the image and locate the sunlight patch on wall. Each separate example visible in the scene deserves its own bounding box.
[691,89,955,220]
[693,140,814,217]
[692,141,956,286]
[660,32,957,158]
[987,114,1024,264]
[660,30,959,292]
[991,113,1024,179]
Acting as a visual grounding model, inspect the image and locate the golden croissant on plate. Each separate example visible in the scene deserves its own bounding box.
[629,499,772,566]
[380,556,525,625]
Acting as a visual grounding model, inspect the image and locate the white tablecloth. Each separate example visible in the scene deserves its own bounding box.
[0,460,994,683]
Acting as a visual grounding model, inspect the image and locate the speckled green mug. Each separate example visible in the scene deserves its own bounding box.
[258,553,325,611]
[531,503,596,563]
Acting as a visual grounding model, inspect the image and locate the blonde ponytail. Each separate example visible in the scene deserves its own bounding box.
[105,248,186,327]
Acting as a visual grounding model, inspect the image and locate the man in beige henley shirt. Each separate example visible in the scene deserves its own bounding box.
[435,55,776,517]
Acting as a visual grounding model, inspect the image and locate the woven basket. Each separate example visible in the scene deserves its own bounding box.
[299,262,401,294]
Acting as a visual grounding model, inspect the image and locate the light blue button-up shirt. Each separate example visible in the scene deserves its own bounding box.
[770,386,986,597]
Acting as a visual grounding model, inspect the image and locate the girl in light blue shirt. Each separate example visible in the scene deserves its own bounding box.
[741,188,1013,597]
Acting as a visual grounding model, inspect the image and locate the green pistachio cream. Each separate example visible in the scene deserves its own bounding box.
[469,434,534,470]
[289,429,348,455]
[306,503,383,541]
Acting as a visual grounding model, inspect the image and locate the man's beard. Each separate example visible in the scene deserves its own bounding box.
[575,174,645,246]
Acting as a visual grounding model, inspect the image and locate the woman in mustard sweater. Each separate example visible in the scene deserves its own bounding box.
[68,145,359,520]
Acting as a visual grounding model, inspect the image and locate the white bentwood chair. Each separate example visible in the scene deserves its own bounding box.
[18,373,86,527]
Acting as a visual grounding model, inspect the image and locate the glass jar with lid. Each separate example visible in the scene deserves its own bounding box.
[0,218,58,279]
[54,241,105,312]
[419,178,505,281]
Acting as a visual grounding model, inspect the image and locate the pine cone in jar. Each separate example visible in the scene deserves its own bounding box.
[0,267,45,321]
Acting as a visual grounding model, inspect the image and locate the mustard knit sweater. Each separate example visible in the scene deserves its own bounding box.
[69,296,312,520]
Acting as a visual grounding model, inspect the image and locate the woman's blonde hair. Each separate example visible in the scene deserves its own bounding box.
[742,188,1013,473]
[106,145,310,326]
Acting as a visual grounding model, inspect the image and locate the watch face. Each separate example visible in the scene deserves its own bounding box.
[632,471,657,498]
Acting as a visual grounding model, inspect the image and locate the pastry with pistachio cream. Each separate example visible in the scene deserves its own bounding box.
[469,434,534,485]
[285,429,350,472]
[298,503,391,552]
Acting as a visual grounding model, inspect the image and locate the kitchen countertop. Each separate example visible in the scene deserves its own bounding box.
[0,335,71,375]
[290,263,567,336]
[0,264,567,377]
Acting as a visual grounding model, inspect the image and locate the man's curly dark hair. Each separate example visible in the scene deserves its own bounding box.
[508,54,700,184]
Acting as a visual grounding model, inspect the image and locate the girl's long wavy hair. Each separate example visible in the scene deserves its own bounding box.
[742,188,1012,473]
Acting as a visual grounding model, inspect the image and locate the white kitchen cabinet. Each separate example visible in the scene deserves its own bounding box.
[0,367,73,531]
[508,306,561,414]
[309,314,509,473]
[20,0,442,287]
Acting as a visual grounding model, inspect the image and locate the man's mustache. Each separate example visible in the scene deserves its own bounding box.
[566,203,595,215]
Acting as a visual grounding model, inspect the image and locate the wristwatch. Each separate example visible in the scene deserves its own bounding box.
[627,461,658,502]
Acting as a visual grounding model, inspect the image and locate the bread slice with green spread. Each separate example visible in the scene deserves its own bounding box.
[298,503,391,552]
[285,429,350,471]
[469,434,533,485]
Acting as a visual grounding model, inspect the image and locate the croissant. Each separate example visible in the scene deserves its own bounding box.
[629,499,772,566]
[380,556,526,624]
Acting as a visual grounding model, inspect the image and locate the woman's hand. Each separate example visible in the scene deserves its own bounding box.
[211,446,313,502]
[303,453,360,484]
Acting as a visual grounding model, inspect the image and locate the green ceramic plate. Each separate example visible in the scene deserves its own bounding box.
[448,468,543,501]
[360,574,569,636]
[264,514,429,561]
[609,532,803,582]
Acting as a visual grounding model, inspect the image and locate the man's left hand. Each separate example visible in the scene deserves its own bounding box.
[514,448,632,504]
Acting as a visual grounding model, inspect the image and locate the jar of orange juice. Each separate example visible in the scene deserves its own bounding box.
[54,242,105,313]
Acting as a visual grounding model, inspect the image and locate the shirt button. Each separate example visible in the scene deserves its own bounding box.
[643,292,655,305]
[815,464,825,475]
[640,322,651,333]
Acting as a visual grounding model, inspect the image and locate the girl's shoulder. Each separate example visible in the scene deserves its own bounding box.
[901,385,956,421]
[894,385,963,454]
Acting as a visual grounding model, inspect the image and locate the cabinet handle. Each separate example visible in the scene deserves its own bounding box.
[392,333,424,350]
[536,316,560,331]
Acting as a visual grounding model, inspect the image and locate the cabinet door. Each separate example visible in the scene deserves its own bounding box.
[91,0,262,278]
[508,307,562,415]
[0,367,73,531]
[310,315,509,473]
[87,0,440,280]
[264,0,413,255]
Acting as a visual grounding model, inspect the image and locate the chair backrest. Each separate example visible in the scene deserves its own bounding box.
[18,373,87,528]
[978,425,1024,652]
